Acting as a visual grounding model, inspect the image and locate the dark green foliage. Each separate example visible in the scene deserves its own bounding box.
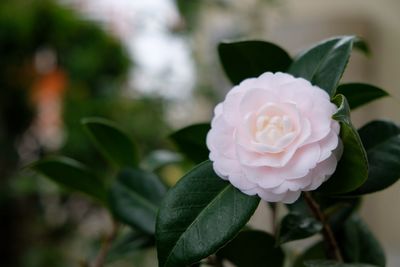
[110,168,167,234]
[337,215,386,267]
[304,260,378,267]
[293,242,326,267]
[170,123,211,163]
[276,213,322,245]
[106,230,155,263]
[31,156,107,204]
[289,36,367,96]
[336,83,388,110]
[217,230,284,267]
[156,161,260,267]
[82,117,139,169]
[29,33,398,267]
[345,120,400,195]
[141,150,183,172]
[219,40,292,85]
[318,95,368,194]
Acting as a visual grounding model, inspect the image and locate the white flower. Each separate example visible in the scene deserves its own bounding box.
[206,72,342,203]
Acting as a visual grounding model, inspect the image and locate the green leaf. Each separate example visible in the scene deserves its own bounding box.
[170,123,210,163]
[218,40,292,85]
[318,94,368,194]
[287,195,360,232]
[304,260,378,267]
[156,161,260,267]
[110,168,167,234]
[323,197,361,232]
[31,156,107,204]
[82,117,139,168]
[293,242,325,267]
[106,230,155,263]
[345,120,400,195]
[141,150,183,172]
[336,83,388,110]
[217,230,284,267]
[276,213,322,245]
[337,215,386,267]
[289,36,367,96]
[286,195,312,216]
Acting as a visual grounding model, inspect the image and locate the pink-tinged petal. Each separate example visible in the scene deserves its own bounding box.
[256,188,301,203]
[207,116,236,158]
[236,102,307,154]
[206,72,340,203]
[281,190,302,204]
[283,143,321,179]
[258,71,277,83]
[238,88,279,117]
[238,77,259,88]
[332,120,340,135]
[222,89,245,127]
[311,84,332,102]
[235,118,311,168]
[228,172,257,191]
[211,153,241,177]
[302,101,338,145]
[256,189,287,202]
[318,131,339,162]
[270,72,300,87]
[235,143,298,168]
[238,143,321,187]
[289,175,313,191]
[241,165,285,188]
[304,152,339,191]
[278,82,315,110]
[241,187,260,196]
[292,117,312,147]
[213,103,223,117]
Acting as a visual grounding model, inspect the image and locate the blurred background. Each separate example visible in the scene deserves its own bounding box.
[0,0,399,266]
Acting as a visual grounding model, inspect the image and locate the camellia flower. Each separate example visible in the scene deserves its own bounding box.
[206,72,342,203]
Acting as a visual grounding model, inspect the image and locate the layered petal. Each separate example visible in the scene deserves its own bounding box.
[207,72,341,203]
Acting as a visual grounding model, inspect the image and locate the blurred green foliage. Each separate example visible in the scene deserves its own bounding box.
[0,1,170,267]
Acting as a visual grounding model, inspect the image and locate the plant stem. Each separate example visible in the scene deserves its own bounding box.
[91,220,119,267]
[303,192,343,262]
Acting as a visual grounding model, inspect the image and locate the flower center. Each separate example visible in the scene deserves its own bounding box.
[255,114,294,147]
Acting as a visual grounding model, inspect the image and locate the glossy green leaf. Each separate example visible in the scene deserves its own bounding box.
[289,36,367,96]
[304,260,377,267]
[110,168,167,234]
[276,213,322,245]
[345,120,400,195]
[217,230,284,267]
[293,242,325,267]
[156,161,260,267]
[336,83,388,110]
[218,40,292,85]
[82,117,139,168]
[31,156,107,204]
[170,123,210,163]
[318,94,368,194]
[337,215,386,267]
